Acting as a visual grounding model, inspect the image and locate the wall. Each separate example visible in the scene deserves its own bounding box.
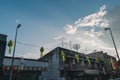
[0,34,7,66]
[42,48,61,80]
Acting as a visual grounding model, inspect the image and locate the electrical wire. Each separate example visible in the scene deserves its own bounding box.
[6,39,51,50]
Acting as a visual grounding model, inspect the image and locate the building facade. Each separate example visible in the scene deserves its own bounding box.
[0,34,7,66]
[0,34,48,80]
[41,47,117,80]
[0,33,118,80]
[0,34,7,80]
[1,56,48,80]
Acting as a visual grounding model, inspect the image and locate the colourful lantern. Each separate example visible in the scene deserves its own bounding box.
[61,50,65,61]
[8,40,13,54]
[75,53,79,63]
[40,46,44,58]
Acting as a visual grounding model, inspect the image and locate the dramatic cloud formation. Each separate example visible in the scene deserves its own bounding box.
[20,5,120,59]
[61,5,109,52]
[75,5,108,27]
[64,5,109,34]
[59,5,120,58]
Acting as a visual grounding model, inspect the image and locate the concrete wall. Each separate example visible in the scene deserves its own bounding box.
[42,48,61,79]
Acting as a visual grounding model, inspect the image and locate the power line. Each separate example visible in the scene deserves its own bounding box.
[17,41,41,48]
[6,39,51,50]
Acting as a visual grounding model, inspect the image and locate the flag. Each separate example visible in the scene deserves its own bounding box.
[8,40,13,54]
[95,57,99,63]
[61,50,65,61]
[86,56,91,64]
[40,46,44,58]
[75,53,79,63]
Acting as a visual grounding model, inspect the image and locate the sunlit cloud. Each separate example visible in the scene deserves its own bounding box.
[75,5,108,28]
[64,5,109,34]
[61,5,112,56]
[84,28,104,37]
[64,24,77,34]
[54,36,63,40]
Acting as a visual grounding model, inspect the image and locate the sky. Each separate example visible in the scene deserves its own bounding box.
[0,0,120,59]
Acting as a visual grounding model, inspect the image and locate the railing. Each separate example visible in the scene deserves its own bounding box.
[61,64,107,71]
[60,62,113,73]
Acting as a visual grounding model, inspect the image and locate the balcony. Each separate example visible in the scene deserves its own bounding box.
[60,62,108,72]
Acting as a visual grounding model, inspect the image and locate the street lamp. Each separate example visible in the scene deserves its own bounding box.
[104,28,119,60]
[9,24,21,80]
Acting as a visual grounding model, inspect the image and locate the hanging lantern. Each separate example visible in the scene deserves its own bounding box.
[61,50,65,61]
[75,53,79,63]
[40,46,44,58]
[8,40,14,54]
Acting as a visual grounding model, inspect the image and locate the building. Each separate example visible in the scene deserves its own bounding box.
[0,33,48,80]
[87,51,117,79]
[87,51,116,61]
[0,33,118,80]
[41,47,116,80]
[0,34,7,79]
[0,34,7,66]
[1,56,48,80]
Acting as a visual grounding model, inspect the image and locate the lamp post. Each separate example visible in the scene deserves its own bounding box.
[17,57,25,80]
[104,28,119,60]
[9,24,21,80]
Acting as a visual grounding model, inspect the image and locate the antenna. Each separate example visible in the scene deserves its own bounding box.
[70,41,72,50]
[62,37,64,47]
[73,44,80,51]
[60,37,66,48]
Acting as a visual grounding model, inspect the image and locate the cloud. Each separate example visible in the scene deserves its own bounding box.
[64,24,77,34]
[55,5,120,58]
[54,36,63,40]
[64,5,109,34]
[54,36,66,40]
[75,5,108,28]
[84,28,104,37]
[23,52,39,59]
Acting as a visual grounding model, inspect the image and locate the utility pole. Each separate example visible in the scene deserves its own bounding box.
[105,28,119,60]
[9,24,21,80]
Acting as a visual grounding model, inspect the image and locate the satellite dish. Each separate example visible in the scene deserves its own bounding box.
[73,44,80,51]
